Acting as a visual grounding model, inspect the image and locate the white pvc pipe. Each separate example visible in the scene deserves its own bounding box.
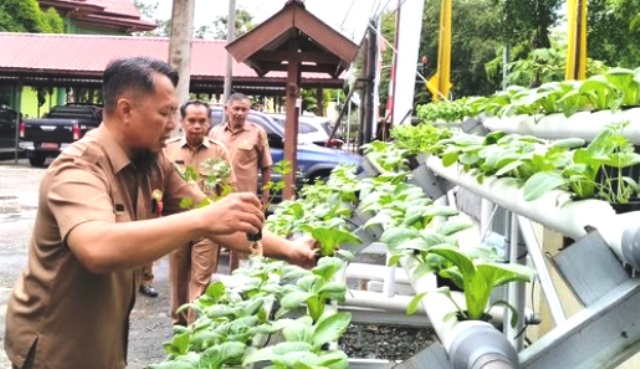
[482,108,640,143]
[346,289,426,314]
[402,256,464,350]
[382,252,396,298]
[425,156,638,263]
[346,262,411,284]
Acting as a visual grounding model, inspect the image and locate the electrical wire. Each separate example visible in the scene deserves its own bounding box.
[340,0,357,31]
[365,20,448,101]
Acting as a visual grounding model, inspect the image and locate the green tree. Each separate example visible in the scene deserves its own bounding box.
[133,0,169,36]
[415,0,503,103]
[497,0,563,48]
[588,0,640,68]
[41,7,65,33]
[196,8,254,40]
[0,0,64,33]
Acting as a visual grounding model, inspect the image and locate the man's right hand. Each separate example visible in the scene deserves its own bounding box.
[198,192,264,236]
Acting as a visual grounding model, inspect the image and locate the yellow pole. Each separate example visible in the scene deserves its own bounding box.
[427,0,452,101]
[565,0,588,80]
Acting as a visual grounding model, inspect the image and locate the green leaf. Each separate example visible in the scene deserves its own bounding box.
[550,138,585,150]
[442,150,460,166]
[437,221,472,236]
[282,320,314,344]
[312,258,345,281]
[272,341,314,355]
[312,312,352,348]
[407,292,427,315]
[381,227,421,250]
[281,291,315,310]
[522,171,565,201]
[429,246,476,279]
[317,350,349,369]
[203,281,226,301]
[412,262,437,279]
[317,282,347,296]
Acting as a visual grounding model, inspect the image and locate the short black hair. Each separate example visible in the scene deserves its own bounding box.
[226,93,249,105]
[180,99,211,119]
[102,57,179,114]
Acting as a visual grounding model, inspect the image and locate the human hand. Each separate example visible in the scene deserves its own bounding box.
[199,192,264,236]
[284,236,317,269]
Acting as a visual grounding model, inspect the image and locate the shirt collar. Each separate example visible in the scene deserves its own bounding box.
[93,125,132,174]
[180,136,210,149]
[224,121,247,133]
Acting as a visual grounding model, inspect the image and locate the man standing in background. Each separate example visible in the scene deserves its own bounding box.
[165,100,236,325]
[209,93,272,272]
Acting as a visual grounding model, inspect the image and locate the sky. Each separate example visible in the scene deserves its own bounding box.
[140,0,391,43]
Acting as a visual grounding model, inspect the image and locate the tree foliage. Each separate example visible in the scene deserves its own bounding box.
[132,0,169,36]
[0,0,64,33]
[496,0,563,48]
[414,0,503,104]
[195,8,254,40]
[588,0,640,68]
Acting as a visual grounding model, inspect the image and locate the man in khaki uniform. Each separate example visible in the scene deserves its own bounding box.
[165,100,236,326]
[4,57,315,369]
[208,93,273,272]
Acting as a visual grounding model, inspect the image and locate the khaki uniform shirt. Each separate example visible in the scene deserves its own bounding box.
[208,122,272,193]
[164,136,236,196]
[4,125,203,369]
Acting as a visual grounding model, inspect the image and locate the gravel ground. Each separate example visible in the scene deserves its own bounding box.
[0,158,437,368]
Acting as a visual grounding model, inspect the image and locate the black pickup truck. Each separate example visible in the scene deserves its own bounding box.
[19,104,103,167]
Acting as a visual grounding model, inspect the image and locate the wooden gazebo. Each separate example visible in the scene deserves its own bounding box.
[226,0,359,199]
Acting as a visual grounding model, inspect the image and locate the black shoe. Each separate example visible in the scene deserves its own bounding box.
[139,285,158,298]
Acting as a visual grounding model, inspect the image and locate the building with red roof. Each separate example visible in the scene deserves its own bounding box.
[38,0,156,34]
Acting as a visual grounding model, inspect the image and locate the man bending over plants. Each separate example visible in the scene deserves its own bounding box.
[3,57,315,369]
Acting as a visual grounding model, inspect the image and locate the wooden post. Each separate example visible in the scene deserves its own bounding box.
[315,87,324,116]
[283,59,300,200]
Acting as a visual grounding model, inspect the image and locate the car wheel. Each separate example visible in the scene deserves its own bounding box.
[28,153,47,167]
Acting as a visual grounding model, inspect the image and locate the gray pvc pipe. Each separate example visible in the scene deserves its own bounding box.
[447,321,518,369]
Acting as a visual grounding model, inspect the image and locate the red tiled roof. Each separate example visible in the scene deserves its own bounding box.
[0,33,339,82]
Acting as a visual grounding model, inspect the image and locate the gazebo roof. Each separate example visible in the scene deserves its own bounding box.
[226,0,359,78]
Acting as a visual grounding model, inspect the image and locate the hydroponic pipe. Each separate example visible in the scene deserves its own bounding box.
[403,256,519,369]
[482,109,640,143]
[425,156,640,270]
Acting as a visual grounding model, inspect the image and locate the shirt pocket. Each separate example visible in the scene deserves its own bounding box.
[236,142,257,165]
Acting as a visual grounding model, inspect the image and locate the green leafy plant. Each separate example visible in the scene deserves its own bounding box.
[262,160,292,209]
[523,121,640,203]
[176,158,234,209]
[407,246,534,325]
[361,141,409,173]
[305,226,361,259]
[279,257,347,323]
[243,313,351,369]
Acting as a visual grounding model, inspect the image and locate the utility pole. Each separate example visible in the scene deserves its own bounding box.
[168,0,195,134]
[223,0,236,103]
